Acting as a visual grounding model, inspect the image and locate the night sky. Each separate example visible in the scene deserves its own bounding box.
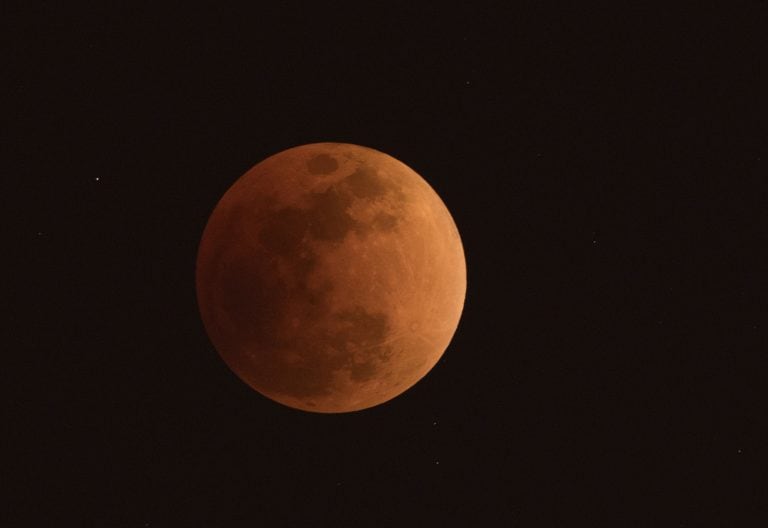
[10,2,767,525]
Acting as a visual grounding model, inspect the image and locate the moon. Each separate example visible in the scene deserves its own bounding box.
[196,143,466,413]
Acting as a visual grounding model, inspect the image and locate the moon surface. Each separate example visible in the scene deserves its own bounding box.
[196,143,466,413]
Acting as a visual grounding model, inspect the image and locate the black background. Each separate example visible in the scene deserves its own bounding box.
[8,2,767,525]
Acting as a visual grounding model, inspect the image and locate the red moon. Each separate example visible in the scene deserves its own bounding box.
[196,143,466,413]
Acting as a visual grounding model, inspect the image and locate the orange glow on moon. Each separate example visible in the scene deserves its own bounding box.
[196,143,466,413]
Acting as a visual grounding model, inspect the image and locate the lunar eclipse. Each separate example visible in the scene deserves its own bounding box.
[196,143,466,413]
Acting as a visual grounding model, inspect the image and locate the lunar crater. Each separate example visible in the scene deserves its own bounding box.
[307,153,339,174]
[344,166,388,198]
